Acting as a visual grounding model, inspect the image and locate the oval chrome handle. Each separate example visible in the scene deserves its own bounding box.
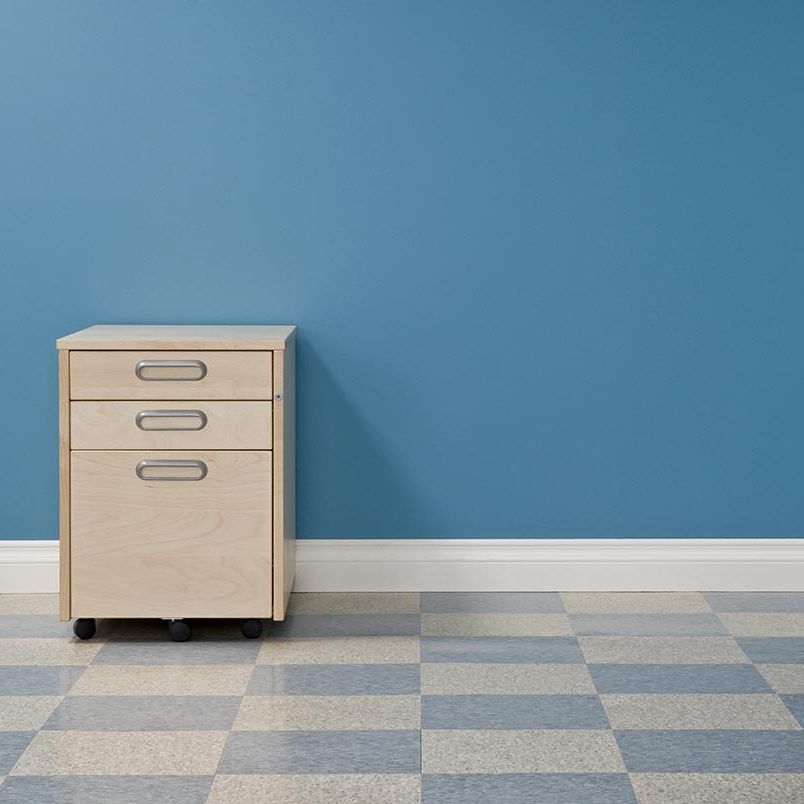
[135,459,208,481]
[135,359,208,381]
[135,410,208,431]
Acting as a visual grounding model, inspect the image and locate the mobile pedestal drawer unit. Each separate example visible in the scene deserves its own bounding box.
[56,325,296,642]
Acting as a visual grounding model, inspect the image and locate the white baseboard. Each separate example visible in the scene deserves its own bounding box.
[3,539,804,594]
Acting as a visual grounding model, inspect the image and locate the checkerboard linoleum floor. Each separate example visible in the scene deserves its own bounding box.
[2,593,804,803]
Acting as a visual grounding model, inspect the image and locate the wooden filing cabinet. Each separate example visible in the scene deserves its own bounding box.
[56,325,296,641]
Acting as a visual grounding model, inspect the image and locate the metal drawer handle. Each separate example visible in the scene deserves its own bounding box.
[135,359,208,381]
[135,459,208,481]
[135,410,208,431]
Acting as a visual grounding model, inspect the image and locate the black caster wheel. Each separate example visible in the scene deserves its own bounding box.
[73,618,96,640]
[241,619,263,639]
[167,620,191,642]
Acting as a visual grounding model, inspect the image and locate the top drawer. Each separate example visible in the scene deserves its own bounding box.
[69,351,273,400]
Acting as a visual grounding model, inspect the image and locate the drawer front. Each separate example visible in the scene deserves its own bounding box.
[70,350,272,400]
[71,401,272,450]
[70,450,272,618]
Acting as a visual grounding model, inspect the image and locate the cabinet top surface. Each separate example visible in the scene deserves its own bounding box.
[57,324,297,351]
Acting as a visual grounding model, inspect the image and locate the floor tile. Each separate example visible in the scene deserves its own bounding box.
[562,593,710,614]
[92,640,261,665]
[422,663,595,694]
[67,665,253,696]
[0,734,33,775]
[588,664,771,694]
[218,730,420,774]
[287,593,420,615]
[421,773,636,804]
[247,664,419,695]
[629,772,804,804]
[107,619,259,641]
[233,695,420,730]
[421,637,582,663]
[779,695,804,728]
[10,731,227,775]
[42,696,241,731]
[756,664,804,693]
[0,697,61,731]
[422,729,625,773]
[0,617,74,639]
[0,639,101,666]
[571,613,727,636]
[579,637,748,664]
[705,593,804,612]
[737,638,804,663]
[0,667,85,696]
[207,773,421,804]
[601,693,800,730]
[421,613,571,637]
[421,593,563,613]
[271,615,420,638]
[0,596,59,615]
[258,637,419,665]
[0,775,213,804]
[616,730,804,772]
[422,694,609,729]
[718,613,804,637]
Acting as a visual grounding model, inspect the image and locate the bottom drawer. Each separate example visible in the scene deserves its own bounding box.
[70,450,272,619]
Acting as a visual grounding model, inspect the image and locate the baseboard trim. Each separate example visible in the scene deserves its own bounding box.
[3,539,804,594]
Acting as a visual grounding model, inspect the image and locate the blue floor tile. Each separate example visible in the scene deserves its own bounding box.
[736,638,804,663]
[422,694,609,729]
[571,613,728,636]
[421,637,583,663]
[421,593,564,613]
[248,664,420,695]
[0,667,85,696]
[218,730,421,774]
[779,695,804,729]
[588,664,772,693]
[0,616,73,638]
[616,730,804,772]
[705,593,804,612]
[0,732,34,775]
[422,774,637,803]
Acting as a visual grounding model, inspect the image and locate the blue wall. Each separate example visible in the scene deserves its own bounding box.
[1,1,803,540]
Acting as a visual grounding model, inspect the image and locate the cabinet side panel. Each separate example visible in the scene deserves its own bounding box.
[58,350,70,620]
[272,341,296,619]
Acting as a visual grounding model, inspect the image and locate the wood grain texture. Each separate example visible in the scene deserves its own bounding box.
[71,401,272,450]
[57,324,296,351]
[70,450,272,618]
[58,350,71,621]
[70,351,272,400]
[272,338,296,620]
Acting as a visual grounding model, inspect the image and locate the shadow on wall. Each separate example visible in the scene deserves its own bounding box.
[297,339,443,539]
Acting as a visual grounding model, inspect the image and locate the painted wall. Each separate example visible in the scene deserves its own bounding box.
[1,1,803,540]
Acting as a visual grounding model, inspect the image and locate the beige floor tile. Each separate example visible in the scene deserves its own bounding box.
[0,639,102,666]
[717,613,804,637]
[67,665,253,696]
[421,613,572,637]
[601,694,801,730]
[287,594,420,615]
[579,636,749,664]
[10,731,227,776]
[421,663,595,694]
[258,637,420,665]
[0,696,62,730]
[233,695,420,730]
[0,595,59,615]
[422,729,624,773]
[561,593,710,614]
[208,774,421,804]
[630,773,804,804]
[757,664,804,694]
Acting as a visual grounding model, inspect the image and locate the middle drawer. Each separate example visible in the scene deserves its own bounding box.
[71,401,272,450]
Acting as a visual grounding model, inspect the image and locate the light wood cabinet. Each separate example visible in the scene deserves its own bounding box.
[57,325,296,641]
